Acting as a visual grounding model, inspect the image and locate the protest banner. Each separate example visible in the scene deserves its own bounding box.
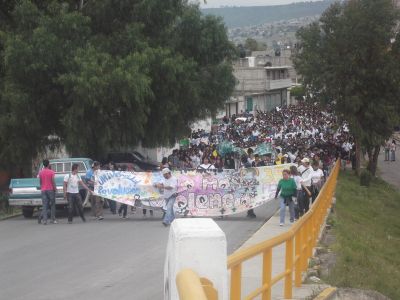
[95,164,291,217]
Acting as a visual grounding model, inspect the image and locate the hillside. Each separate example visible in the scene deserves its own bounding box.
[201,0,335,28]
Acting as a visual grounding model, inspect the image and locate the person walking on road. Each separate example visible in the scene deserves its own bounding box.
[275,169,297,226]
[107,161,117,214]
[38,159,57,225]
[118,203,128,219]
[63,163,92,224]
[154,168,178,227]
[84,161,104,220]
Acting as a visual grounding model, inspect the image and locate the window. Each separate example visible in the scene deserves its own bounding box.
[71,162,86,172]
[133,151,145,161]
[64,162,72,172]
[50,163,64,173]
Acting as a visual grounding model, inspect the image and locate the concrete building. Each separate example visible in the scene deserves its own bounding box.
[225,54,293,117]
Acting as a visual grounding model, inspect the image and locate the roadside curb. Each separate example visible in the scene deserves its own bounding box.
[0,212,22,221]
[314,287,337,300]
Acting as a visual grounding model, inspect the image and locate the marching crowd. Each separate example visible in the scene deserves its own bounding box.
[165,102,353,174]
[38,102,355,226]
[158,102,352,222]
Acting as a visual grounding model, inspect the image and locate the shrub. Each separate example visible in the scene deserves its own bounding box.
[0,192,11,213]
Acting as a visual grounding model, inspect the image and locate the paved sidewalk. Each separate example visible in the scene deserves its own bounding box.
[234,199,328,300]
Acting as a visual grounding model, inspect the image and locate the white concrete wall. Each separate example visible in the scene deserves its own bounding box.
[164,218,228,300]
[133,142,179,164]
[191,117,212,132]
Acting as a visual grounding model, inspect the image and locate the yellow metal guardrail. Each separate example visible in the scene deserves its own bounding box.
[176,269,218,300]
[175,161,340,300]
[227,160,340,300]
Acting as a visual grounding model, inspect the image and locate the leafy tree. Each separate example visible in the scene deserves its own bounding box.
[0,1,91,165]
[294,0,400,176]
[244,38,258,51]
[0,0,236,167]
[244,37,267,52]
[289,85,305,101]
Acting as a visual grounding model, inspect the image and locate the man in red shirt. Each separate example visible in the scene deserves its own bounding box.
[38,159,57,225]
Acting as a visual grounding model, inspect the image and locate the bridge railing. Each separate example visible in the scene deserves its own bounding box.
[176,269,218,300]
[175,160,340,300]
[227,160,340,300]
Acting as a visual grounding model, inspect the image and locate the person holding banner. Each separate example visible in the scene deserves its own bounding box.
[275,169,297,226]
[84,161,103,220]
[154,168,178,227]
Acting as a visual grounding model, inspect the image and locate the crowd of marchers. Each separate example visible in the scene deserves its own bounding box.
[156,102,354,220]
[164,102,354,174]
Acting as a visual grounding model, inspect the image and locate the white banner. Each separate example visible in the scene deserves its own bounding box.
[95,164,291,217]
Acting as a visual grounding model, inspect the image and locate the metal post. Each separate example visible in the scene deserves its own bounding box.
[295,231,302,287]
[262,249,272,300]
[230,264,242,300]
[284,238,294,299]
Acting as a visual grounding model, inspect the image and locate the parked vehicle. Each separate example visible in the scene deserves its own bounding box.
[9,158,93,218]
[113,162,144,172]
[105,152,160,171]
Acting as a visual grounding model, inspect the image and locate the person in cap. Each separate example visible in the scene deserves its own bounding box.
[154,168,178,226]
[84,161,104,220]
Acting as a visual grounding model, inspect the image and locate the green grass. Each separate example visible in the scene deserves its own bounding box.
[0,193,21,220]
[327,171,400,299]
[0,207,21,220]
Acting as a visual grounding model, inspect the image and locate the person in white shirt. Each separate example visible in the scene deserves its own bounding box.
[310,161,325,202]
[290,165,302,220]
[197,157,215,173]
[298,157,312,216]
[154,168,178,226]
[63,163,92,224]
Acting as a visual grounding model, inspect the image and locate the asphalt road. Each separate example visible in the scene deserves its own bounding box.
[0,200,279,300]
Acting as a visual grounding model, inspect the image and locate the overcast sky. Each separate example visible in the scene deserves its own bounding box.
[197,0,322,8]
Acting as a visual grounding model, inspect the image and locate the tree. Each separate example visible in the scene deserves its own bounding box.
[289,85,305,101]
[0,0,236,165]
[0,1,91,165]
[244,37,267,52]
[244,38,258,51]
[294,0,400,176]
